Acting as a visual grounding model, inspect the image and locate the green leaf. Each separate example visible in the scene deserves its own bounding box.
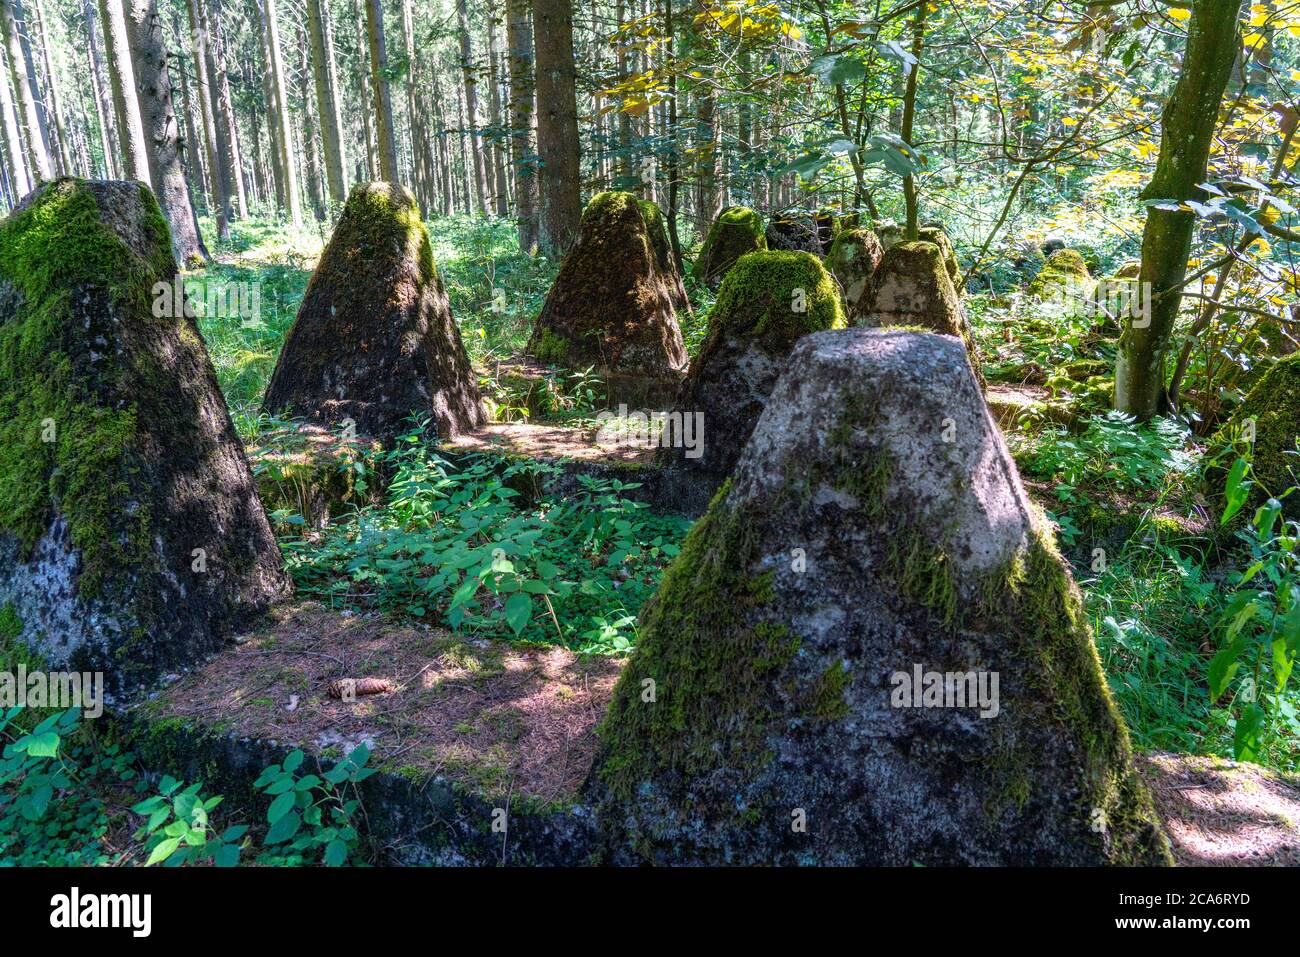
[324,838,348,867]
[282,750,306,773]
[267,790,297,824]
[504,592,534,635]
[21,731,59,758]
[147,837,181,866]
[264,810,302,845]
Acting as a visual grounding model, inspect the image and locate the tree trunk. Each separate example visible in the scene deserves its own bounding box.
[455,0,487,214]
[126,0,209,264]
[307,0,346,203]
[173,24,207,211]
[532,0,580,254]
[1,0,50,180]
[297,23,325,220]
[486,0,509,216]
[1114,0,1241,419]
[186,0,230,239]
[349,0,375,180]
[98,0,150,183]
[900,0,926,240]
[206,0,246,217]
[505,0,537,252]
[84,0,118,178]
[399,0,423,205]
[0,41,29,196]
[31,0,71,175]
[258,0,301,224]
[362,0,398,182]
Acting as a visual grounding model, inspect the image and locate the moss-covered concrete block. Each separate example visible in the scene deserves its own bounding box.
[0,178,291,694]
[862,240,985,387]
[692,205,766,287]
[660,250,843,483]
[1214,353,1300,520]
[1029,248,1093,300]
[263,182,486,445]
[586,329,1171,865]
[827,227,883,322]
[528,192,688,406]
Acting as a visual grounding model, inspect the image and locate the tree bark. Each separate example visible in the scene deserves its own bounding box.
[505,0,537,252]
[186,0,230,239]
[362,0,398,182]
[31,0,71,174]
[307,0,346,203]
[258,0,301,224]
[84,0,117,178]
[98,0,150,184]
[125,0,208,264]
[349,0,375,180]
[1,0,50,180]
[486,0,509,216]
[455,0,487,214]
[206,0,246,217]
[1114,0,1241,418]
[900,0,926,240]
[0,40,28,196]
[297,24,325,220]
[533,0,581,254]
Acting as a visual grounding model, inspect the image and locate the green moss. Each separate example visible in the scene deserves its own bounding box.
[601,393,1170,863]
[803,660,852,721]
[1029,248,1092,299]
[0,178,174,595]
[1215,352,1300,519]
[533,328,569,364]
[692,205,766,283]
[595,480,802,800]
[698,250,844,355]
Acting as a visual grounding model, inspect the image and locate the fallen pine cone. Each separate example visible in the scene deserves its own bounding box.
[327,677,394,700]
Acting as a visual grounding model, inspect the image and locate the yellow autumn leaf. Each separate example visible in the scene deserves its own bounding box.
[1168,7,1191,22]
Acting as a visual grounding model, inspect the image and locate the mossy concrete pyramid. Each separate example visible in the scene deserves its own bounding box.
[827,227,883,322]
[1029,248,1092,300]
[765,215,822,254]
[263,182,485,443]
[692,205,765,287]
[588,329,1171,865]
[528,191,688,405]
[661,251,843,482]
[0,178,290,693]
[862,240,985,386]
[1216,353,1300,521]
[918,225,960,287]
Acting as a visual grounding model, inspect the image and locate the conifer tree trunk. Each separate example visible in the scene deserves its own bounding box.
[505,0,537,252]
[125,0,209,264]
[206,0,246,217]
[84,0,117,178]
[533,0,580,253]
[31,0,71,175]
[455,0,487,214]
[363,0,398,182]
[98,0,149,184]
[257,0,301,224]
[186,0,230,239]
[1,0,50,180]
[0,41,28,195]
[486,0,509,216]
[307,0,346,203]
[349,0,375,179]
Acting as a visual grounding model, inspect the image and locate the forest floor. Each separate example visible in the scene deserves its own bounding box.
[163,212,1300,863]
